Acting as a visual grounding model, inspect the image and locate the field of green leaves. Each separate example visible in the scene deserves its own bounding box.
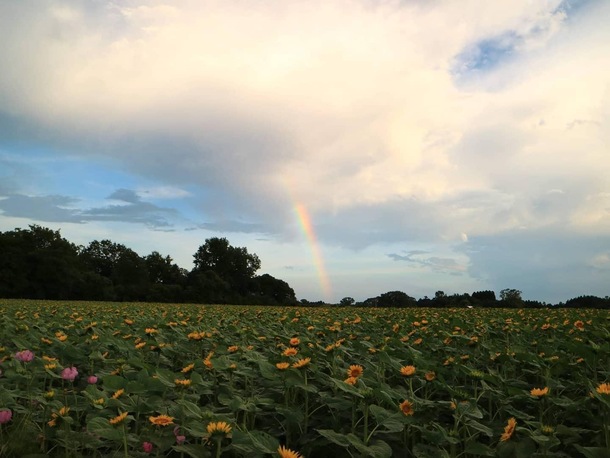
[0,300,609,457]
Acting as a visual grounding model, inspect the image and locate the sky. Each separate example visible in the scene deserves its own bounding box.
[0,0,609,304]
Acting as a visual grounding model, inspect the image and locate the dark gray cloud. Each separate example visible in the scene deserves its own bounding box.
[0,189,180,229]
[388,250,465,274]
[0,194,83,223]
[108,189,140,204]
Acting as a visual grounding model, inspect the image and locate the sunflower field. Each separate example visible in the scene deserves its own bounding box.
[0,299,609,457]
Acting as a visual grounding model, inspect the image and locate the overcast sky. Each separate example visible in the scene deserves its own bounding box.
[1,0,608,303]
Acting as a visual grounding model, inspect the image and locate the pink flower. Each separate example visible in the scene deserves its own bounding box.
[0,409,12,424]
[173,426,186,444]
[15,350,34,362]
[61,367,78,382]
[142,442,153,453]
[87,375,98,384]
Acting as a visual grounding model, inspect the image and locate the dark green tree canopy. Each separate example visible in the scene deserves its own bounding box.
[193,237,261,293]
[377,291,417,308]
[340,297,355,307]
[500,288,523,307]
[251,273,297,305]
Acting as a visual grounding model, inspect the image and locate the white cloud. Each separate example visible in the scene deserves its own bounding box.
[0,0,609,301]
[2,2,607,229]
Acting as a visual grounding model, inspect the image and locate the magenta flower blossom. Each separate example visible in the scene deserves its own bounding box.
[87,375,98,384]
[142,442,153,453]
[14,350,34,362]
[0,409,12,424]
[61,367,78,381]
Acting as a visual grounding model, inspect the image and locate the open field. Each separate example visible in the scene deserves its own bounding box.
[0,300,609,457]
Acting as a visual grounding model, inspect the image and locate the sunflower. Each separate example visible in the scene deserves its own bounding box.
[207,421,232,436]
[203,352,214,369]
[425,371,436,382]
[181,363,195,373]
[228,345,239,353]
[109,411,128,426]
[283,347,298,357]
[344,376,358,385]
[400,365,416,376]
[292,357,311,369]
[289,337,300,346]
[112,388,125,399]
[347,365,364,378]
[276,362,290,370]
[500,417,517,441]
[399,400,414,416]
[175,378,192,387]
[277,445,302,458]
[530,387,549,397]
[187,331,203,340]
[596,382,610,395]
[149,415,174,426]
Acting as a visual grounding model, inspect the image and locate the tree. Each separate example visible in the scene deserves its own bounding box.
[500,288,523,308]
[145,251,186,285]
[112,248,149,301]
[251,274,297,305]
[339,297,355,307]
[186,270,230,304]
[80,240,127,278]
[433,290,449,307]
[79,240,150,300]
[472,290,496,302]
[0,225,82,299]
[192,238,261,294]
[377,291,417,308]
[471,290,497,307]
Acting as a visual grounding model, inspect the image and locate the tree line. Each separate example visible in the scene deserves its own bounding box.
[0,225,297,305]
[323,288,609,309]
[0,225,607,308]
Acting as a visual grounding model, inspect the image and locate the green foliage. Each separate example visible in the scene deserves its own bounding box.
[0,301,609,457]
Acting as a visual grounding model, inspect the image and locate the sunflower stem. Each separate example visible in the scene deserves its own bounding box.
[122,424,128,458]
[363,403,369,444]
[214,438,221,458]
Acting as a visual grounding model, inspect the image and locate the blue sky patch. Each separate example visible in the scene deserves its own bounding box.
[452,31,518,82]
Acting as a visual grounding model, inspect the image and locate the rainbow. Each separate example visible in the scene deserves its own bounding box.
[294,203,332,301]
